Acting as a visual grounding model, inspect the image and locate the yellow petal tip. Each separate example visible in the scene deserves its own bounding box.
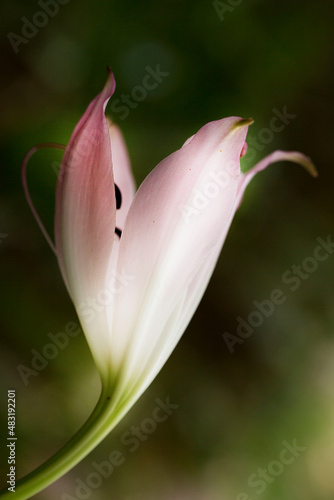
[233,118,254,130]
[291,153,318,178]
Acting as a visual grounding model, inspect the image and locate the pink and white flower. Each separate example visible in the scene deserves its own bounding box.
[24,68,317,415]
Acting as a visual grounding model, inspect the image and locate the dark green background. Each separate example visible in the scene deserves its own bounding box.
[0,0,333,498]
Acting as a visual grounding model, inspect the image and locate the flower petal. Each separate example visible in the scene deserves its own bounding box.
[108,121,136,232]
[110,117,251,394]
[54,69,116,376]
[236,150,317,208]
[106,120,136,273]
[102,122,137,347]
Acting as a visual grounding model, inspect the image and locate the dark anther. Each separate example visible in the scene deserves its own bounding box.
[115,227,122,238]
[114,183,122,238]
[115,183,122,209]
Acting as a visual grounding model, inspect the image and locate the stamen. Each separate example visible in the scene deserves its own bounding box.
[114,183,122,238]
[22,142,66,255]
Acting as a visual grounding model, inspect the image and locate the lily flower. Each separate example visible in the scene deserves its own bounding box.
[16,68,316,499]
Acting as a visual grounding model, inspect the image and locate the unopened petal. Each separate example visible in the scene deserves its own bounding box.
[55,70,116,375]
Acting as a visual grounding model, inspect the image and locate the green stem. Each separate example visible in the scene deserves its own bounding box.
[0,384,125,499]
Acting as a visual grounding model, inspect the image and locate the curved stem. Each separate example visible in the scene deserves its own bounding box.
[0,384,126,500]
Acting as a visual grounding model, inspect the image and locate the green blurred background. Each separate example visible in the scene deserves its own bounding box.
[0,0,333,498]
